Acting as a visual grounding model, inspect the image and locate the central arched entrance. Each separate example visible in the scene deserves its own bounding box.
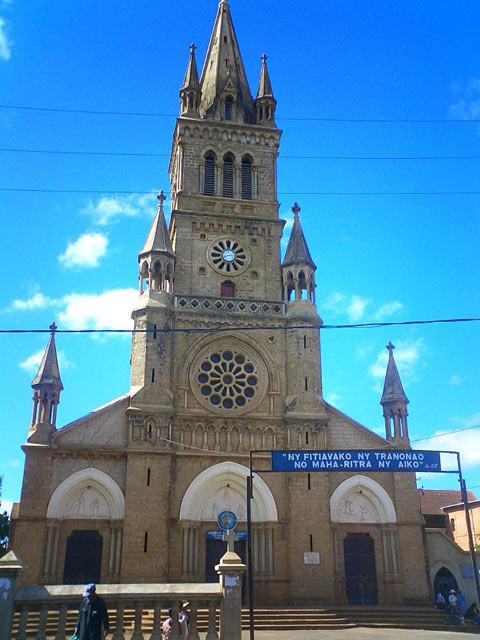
[179,461,278,588]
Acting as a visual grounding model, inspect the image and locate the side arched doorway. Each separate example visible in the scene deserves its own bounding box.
[330,475,398,605]
[344,533,378,604]
[434,567,458,600]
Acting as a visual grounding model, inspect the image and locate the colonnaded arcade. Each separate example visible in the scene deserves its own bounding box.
[11,0,432,606]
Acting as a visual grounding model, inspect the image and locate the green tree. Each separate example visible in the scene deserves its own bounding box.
[0,476,10,556]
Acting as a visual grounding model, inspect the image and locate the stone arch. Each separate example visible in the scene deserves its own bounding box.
[430,561,462,597]
[47,468,125,520]
[330,475,397,524]
[179,461,278,522]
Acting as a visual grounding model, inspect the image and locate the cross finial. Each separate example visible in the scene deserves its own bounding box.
[222,528,239,553]
[292,202,301,218]
[49,322,58,335]
[189,43,196,54]
[261,53,268,64]
[157,190,166,207]
[386,341,395,354]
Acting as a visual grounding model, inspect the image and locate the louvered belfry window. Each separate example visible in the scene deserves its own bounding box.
[241,157,252,200]
[204,154,215,196]
[223,156,234,198]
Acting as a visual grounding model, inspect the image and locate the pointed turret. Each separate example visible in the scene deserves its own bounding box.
[199,0,255,123]
[381,342,410,443]
[180,44,201,117]
[255,54,277,126]
[138,191,175,294]
[282,203,317,302]
[28,322,63,443]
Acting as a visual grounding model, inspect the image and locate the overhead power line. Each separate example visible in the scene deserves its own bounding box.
[0,316,479,334]
[1,147,480,161]
[2,188,480,196]
[0,103,479,123]
[412,425,480,443]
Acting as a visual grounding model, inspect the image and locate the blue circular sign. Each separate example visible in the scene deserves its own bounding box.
[217,510,237,531]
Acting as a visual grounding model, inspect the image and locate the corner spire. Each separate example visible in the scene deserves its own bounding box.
[282,203,316,270]
[138,192,175,295]
[255,53,277,126]
[29,322,64,442]
[282,203,317,304]
[199,0,255,122]
[179,43,201,117]
[381,342,410,443]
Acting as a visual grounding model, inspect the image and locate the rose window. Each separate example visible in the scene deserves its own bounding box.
[197,349,259,410]
[209,239,248,274]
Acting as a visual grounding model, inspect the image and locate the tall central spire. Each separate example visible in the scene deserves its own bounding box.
[199,0,255,122]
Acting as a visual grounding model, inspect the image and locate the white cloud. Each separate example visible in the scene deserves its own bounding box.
[322,292,371,322]
[0,500,13,516]
[7,287,139,339]
[419,417,480,470]
[450,79,480,120]
[58,232,108,269]
[325,392,340,406]
[347,295,371,322]
[19,348,72,375]
[449,374,462,386]
[7,458,20,468]
[58,288,138,333]
[82,193,154,226]
[369,338,426,389]
[8,292,55,312]
[374,301,404,321]
[0,16,12,61]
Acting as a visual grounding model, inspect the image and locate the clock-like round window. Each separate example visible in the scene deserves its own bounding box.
[197,349,259,411]
[207,237,250,275]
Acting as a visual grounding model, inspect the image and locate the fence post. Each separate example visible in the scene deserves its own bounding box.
[0,551,24,640]
[216,550,246,640]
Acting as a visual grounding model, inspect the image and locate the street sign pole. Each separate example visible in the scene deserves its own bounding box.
[247,451,255,640]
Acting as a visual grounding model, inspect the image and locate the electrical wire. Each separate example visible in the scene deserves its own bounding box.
[1,104,479,123]
[1,147,480,161]
[411,425,480,443]
[0,316,479,334]
[1,188,480,196]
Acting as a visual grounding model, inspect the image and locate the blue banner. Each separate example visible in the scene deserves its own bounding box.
[271,449,443,472]
[207,530,248,540]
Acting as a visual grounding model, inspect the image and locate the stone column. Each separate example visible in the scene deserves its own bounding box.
[216,550,246,640]
[0,551,24,640]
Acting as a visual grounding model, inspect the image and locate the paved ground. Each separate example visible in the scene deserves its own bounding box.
[240,628,480,640]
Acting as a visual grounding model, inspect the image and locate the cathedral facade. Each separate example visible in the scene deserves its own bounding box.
[11,0,430,606]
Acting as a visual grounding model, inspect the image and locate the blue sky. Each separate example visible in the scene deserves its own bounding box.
[0,0,479,513]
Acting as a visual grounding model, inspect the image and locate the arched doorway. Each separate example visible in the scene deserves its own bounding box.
[63,530,103,585]
[344,533,378,604]
[179,461,278,585]
[434,567,458,600]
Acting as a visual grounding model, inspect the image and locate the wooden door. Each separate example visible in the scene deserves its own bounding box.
[344,532,378,605]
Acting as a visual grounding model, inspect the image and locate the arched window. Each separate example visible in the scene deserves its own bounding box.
[223,155,234,198]
[204,153,215,196]
[225,96,233,120]
[241,156,253,200]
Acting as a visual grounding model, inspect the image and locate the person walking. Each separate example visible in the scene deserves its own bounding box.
[75,584,110,640]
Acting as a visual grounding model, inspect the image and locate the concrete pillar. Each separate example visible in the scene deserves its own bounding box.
[216,550,246,640]
[0,551,24,640]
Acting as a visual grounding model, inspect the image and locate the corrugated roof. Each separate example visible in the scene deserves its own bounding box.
[418,489,478,515]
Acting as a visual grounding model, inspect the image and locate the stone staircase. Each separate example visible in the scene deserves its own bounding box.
[11,605,480,636]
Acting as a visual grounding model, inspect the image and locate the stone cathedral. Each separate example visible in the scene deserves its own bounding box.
[11,0,430,606]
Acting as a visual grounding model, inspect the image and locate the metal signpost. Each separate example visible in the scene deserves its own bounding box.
[245,448,480,640]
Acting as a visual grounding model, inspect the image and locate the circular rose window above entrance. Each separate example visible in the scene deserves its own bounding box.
[207,237,250,275]
[197,350,258,410]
